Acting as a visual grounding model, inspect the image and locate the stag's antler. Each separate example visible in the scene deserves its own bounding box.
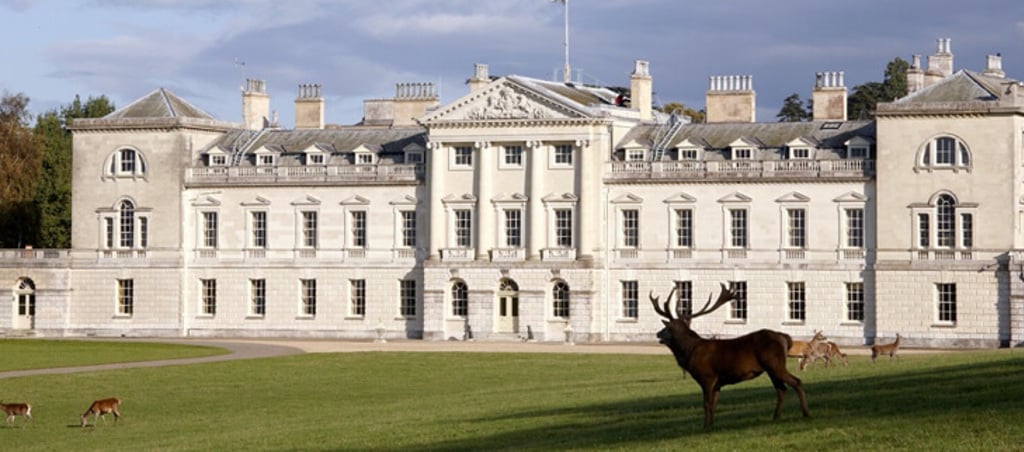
[649,286,679,320]
[689,283,736,319]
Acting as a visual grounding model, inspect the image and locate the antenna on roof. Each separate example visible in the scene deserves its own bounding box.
[552,0,570,83]
[234,58,247,91]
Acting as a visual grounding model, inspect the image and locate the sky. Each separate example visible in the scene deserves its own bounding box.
[2,0,1023,127]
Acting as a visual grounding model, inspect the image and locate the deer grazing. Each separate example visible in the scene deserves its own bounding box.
[787,330,826,360]
[799,335,832,370]
[825,341,848,367]
[81,397,121,427]
[0,401,32,426]
[871,334,902,363]
[651,283,810,428]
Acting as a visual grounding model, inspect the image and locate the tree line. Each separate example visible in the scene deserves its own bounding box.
[0,92,114,249]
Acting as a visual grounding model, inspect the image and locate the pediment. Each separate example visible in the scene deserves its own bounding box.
[291,195,321,206]
[611,193,643,204]
[205,147,227,156]
[252,146,277,155]
[423,80,581,122]
[845,136,874,146]
[728,137,761,149]
[676,138,707,149]
[492,192,528,203]
[190,195,221,207]
[775,192,810,203]
[241,196,271,206]
[663,192,697,204]
[834,191,868,203]
[786,137,818,148]
[390,195,418,206]
[442,193,478,205]
[340,195,370,206]
[542,192,579,203]
[402,142,425,153]
[618,138,649,149]
[717,192,752,203]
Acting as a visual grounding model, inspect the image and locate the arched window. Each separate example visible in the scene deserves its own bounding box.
[916,193,974,250]
[919,136,971,170]
[107,148,147,177]
[936,195,955,247]
[119,200,135,248]
[452,281,468,317]
[552,281,570,318]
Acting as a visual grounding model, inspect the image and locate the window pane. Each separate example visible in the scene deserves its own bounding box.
[730,209,748,248]
[674,281,692,317]
[351,211,366,248]
[937,283,957,322]
[301,279,317,316]
[622,281,638,318]
[788,282,805,321]
[675,209,693,248]
[120,201,135,248]
[936,195,954,247]
[303,211,318,248]
[401,211,417,247]
[117,279,134,315]
[203,212,218,248]
[788,209,806,248]
[252,211,267,248]
[505,209,521,247]
[622,209,639,247]
[846,282,865,322]
[350,279,366,316]
[452,282,468,317]
[555,209,572,247]
[846,208,864,248]
[400,280,417,317]
[553,282,570,318]
[455,210,472,248]
[251,279,266,316]
[729,281,747,320]
[201,279,216,315]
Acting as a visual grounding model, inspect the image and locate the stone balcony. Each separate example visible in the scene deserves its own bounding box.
[185,163,423,187]
[605,159,874,182]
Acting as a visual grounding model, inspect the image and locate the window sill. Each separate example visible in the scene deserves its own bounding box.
[196,314,215,319]
[781,320,805,326]
[930,322,956,328]
[724,319,747,325]
[395,316,418,321]
[112,314,133,319]
[245,315,265,320]
[344,316,365,321]
[840,321,864,327]
[616,318,638,324]
[296,315,316,320]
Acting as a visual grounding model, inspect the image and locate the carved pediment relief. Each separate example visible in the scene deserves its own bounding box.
[429,81,578,122]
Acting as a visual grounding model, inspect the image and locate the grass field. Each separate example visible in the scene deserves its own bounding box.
[0,342,1022,451]
[0,339,227,372]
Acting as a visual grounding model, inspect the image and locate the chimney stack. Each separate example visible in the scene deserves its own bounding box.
[984,54,1005,78]
[392,82,439,126]
[907,55,925,94]
[467,64,490,94]
[242,79,270,130]
[294,83,324,129]
[925,38,953,87]
[705,75,756,123]
[812,71,847,121]
[630,60,653,121]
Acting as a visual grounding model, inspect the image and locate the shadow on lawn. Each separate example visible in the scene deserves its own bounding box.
[398,356,1024,451]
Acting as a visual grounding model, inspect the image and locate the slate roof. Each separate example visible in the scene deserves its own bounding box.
[200,127,426,166]
[619,120,874,152]
[104,88,216,120]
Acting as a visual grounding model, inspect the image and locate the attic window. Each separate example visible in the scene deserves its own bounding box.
[209,155,226,166]
[790,148,811,159]
[918,136,971,171]
[678,149,698,160]
[405,151,423,164]
[257,154,274,166]
[625,149,645,161]
[732,148,753,160]
[356,153,374,165]
[307,153,325,165]
[821,122,842,130]
[848,146,868,159]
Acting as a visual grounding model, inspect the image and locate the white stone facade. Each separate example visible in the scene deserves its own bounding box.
[2,44,1022,348]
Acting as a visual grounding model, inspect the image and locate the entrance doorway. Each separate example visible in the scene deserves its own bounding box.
[14,278,35,330]
[496,278,519,334]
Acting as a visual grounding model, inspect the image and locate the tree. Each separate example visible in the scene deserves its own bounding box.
[658,102,705,124]
[776,93,811,122]
[847,57,909,120]
[0,91,41,248]
[33,95,114,248]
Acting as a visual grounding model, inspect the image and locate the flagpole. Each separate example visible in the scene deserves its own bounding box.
[562,0,570,82]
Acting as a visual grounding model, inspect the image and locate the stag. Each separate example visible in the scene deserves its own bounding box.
[651,283,810,428]
[871,334,902,363]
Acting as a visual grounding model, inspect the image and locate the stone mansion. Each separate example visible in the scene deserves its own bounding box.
[3,39,1023,347]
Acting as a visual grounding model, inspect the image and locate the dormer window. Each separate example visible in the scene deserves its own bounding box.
[625,149,645,161]
[307,153,325,165]
[790,148,811,159]
[849,147,868,159]
[678,149,698,160]
[733,148,753,160]
[405,151,423,164]
[209,154,226,166]
[257,154,274,166]
[356,153,374,165]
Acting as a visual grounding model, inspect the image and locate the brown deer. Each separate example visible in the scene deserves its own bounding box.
[799,335,831,370]
[651,283,810,428]
[787,330,826,360]
[81,397,121,427]
[871,334,902,363]
[825,341,848,367]
[0,401,32,426]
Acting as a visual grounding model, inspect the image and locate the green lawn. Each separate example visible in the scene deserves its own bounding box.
[0,339,227,371]
[0,346,1022,451]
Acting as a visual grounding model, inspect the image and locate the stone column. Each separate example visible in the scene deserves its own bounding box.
[576,138,597,262]
[427,141,446,260]
[475,141,494,260]
[527,141,545,260]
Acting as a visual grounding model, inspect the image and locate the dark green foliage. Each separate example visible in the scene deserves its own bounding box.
[658,101,705,123]
[776,93,811,122]
[31,95,114,248]
[848,57,910,120]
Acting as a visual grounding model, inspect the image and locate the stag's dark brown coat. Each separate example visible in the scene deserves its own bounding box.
[652,283,810,428]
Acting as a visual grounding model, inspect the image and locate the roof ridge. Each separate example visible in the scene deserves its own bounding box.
[159,88,178,118]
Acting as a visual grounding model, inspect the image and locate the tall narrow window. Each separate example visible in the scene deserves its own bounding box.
[351,211,366,248]
[302,211,318,248]
[729,281,747,320]
[252,211,267,248]
[250,279,266,316]
[934,137,955,165]
[622,280,638,319]
[846,208,864,248]
[452,281,468,317]
[554,209,573,248]
[674,281,692,317]
[788,209,806,248]
[918,213,930,248]
[301,279,317,316]
[117,279,134,316]
[120,148,137,174]
[846,282,865,322]
[505,209,522,247]
[203,212,218,248]
[401,211,417,247]
[201,279,216,315]
[139,217,148,248]
[105,218,114,248]
[675,209,693,248]
[730,209,748,248]
[937,283,957,323]
[400,279,417,317]
[788,282,806,321]
[350,279,366,316]
[961,213,973,248]
[553,281,570,318]
[936,195,954,247]
[119,200,135,248]
[454,209,472,248]
[622,209,639,248]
